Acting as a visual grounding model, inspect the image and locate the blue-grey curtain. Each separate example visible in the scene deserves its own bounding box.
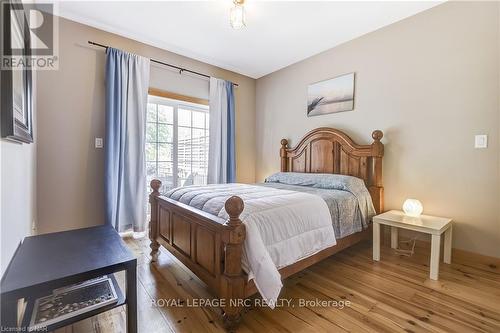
[105,47,150,232]
[208,77,236,184]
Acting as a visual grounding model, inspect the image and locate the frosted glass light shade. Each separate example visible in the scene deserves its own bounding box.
[230,4,246,29]
[403,199,423,217]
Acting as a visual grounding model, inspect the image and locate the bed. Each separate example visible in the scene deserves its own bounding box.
[148,127,384,329]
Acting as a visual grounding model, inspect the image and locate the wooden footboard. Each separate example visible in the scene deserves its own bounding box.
[148,180,246,328]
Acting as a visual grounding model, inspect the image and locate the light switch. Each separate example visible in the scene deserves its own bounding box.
[474,135,487,149]
[95,137,103,148]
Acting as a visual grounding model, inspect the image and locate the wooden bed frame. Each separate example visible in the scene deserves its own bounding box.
[148,127,384,329]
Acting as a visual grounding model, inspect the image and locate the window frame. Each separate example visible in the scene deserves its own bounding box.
[147,92,209,190]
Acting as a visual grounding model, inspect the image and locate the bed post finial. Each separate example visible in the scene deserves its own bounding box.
[150,179,161,193]
[149,179,162,262]
[225,196,244,227]
[222,196,246,329]
[280,139,289,172]
[372,130,383,142]
[371,130,384,158]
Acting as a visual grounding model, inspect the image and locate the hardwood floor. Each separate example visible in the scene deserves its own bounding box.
[55,237,500,333]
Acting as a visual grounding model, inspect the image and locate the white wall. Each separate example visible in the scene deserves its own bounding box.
[256,1,500,258]
[0,77,37,276]
[150,63,210,100]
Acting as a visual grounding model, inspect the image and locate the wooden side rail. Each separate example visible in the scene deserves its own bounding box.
[148,180,246,329]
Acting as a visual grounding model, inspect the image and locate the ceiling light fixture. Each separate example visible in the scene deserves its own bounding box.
[230,0,246,30]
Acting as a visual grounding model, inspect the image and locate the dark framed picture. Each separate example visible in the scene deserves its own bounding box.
[1,1,34,143]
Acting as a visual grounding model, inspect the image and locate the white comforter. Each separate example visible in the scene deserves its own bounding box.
[165,184,336,306]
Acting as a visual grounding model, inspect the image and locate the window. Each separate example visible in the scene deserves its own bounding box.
[146,94,209,192]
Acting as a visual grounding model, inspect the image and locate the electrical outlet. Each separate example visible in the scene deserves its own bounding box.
[95,137,103,148]
[474,135,488,149]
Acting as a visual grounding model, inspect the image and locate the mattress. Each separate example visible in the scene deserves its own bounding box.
[163,173,375,305]
[165,183,336,306]
[258,182,370,239]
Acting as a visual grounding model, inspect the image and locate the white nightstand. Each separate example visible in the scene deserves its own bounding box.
[372,210,453,280]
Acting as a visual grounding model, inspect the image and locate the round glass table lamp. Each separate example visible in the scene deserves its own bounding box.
[403,199,423,217]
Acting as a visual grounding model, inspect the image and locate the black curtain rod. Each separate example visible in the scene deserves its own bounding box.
[88,41,239,87]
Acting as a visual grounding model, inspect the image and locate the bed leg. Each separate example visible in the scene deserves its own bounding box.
[149,179,162,262]
[221,196,246,330]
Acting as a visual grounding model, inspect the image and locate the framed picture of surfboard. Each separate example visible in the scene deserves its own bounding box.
[307,72,355,117]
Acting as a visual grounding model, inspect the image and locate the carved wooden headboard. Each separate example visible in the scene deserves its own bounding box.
[280,127,384,213]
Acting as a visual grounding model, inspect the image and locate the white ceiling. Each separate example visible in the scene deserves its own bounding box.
[56,1,442,78]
